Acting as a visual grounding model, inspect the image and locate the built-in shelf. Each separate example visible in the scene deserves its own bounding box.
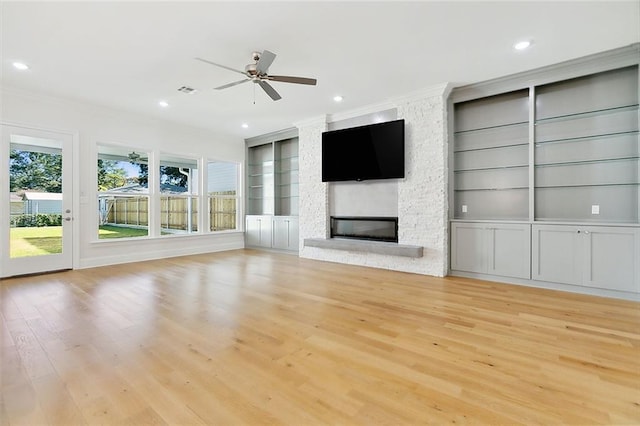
[454,187,529,192]
[247,138,298,216]
[535,156,639,168]
[453,142,528,154]
[453,64,639,224]
[304,238,423,258]
[453,120,529,135]
[450,47,640,299]
[454,164,528,172]
[246,132,300,251]
[535,104,639,124]
[534,130,639,147]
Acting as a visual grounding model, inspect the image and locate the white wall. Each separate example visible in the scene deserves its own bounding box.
[297,84,451,276]
[1,87,245,269]
[329,181,398,217]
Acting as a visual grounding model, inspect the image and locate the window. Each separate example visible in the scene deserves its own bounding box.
[159,154,198,235]
[207,160,239,231]
[97,145,150,239]
[96,147,240,240]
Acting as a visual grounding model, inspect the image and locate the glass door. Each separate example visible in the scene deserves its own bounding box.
[1,125,73,277]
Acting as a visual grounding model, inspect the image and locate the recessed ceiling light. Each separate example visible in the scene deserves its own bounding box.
[13,62,29,71]
[333,95,343,102]
[514,40,532,51]
[158,100,169,108]
[241,123,249,129]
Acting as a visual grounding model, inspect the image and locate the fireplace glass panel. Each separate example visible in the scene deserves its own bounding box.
[331,217,398,243]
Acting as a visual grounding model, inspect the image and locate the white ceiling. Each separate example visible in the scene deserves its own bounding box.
[2,1,639,140]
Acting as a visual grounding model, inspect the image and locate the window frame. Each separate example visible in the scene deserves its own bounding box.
[95,145,242,242]
[158,152,200,236]
[96,143,151,240]
[205,159,242,233]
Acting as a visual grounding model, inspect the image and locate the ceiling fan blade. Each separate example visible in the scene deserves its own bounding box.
[268,75,317,85]
[214,79,250,90]
[256,50,276,74]
[258,80,282,101]
[194,57,246,76]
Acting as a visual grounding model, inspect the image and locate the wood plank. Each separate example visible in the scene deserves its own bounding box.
[1,249,639,424]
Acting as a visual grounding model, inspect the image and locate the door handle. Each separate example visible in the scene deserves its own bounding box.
[64,217,72,221]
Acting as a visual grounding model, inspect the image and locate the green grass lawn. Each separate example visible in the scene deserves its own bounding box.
[9,225,149,258]
[98,225,149,239]
[10,226,63,258]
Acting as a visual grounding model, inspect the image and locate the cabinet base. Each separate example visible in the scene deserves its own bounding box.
[449,270,640,302]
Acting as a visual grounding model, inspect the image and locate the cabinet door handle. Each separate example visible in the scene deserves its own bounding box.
[577,230,581,233]
[584,231,590,234]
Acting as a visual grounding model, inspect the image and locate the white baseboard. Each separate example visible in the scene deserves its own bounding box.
[78,237,244,269]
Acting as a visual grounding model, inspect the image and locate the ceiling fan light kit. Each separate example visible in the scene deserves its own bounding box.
[195,49,317,101]
[128,151,141,162]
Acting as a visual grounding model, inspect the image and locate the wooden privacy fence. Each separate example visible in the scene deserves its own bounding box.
[209,196,237,231]
[101,192,236,232]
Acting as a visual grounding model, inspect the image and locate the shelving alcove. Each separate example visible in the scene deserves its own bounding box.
[245,128,299,252]
[449,44,640,300]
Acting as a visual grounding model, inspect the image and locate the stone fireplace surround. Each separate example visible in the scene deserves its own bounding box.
[295,83,451,277]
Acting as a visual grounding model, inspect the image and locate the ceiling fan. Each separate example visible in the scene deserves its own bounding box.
[128,151,141,162]
[195,50,317,101]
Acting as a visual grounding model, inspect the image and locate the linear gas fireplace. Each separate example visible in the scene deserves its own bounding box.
[330,216,398,243]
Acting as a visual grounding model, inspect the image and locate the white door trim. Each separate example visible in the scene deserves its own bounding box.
[1,122,79,277]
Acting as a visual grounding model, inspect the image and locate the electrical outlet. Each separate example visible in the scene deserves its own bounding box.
[591,205,600,215]
[462,205,468,213]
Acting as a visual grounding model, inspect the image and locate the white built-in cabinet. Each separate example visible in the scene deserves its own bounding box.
[272,216,299,251]
[246,215,273,248]
[245,131,299,252]
[246,215,299,251]
[449,45,640,299]
[451,223,531,279]
[532,225,639,293]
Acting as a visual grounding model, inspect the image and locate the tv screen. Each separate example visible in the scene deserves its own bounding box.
[322,119,405,182]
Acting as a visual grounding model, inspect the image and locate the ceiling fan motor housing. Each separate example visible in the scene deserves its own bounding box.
[245,63,259,76]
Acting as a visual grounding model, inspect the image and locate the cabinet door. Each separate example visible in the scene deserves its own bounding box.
[272,217,299,251]
[246,215,272,248]
[451,223,485,273]
[487,224,531,279]
[246,216,261,246]
[584,227,640,293]
[532,225,582,285]
[287,217,299,251]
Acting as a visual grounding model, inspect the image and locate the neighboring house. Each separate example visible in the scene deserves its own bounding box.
[21,191,63,215]
[10,192,24,215]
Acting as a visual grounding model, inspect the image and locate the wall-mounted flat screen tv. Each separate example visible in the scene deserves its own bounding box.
[322,119,405,182]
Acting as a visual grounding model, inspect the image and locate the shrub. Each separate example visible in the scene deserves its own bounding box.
[10,214,63,227]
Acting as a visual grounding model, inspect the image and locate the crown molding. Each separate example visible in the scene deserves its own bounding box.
[391,83,453,105]
[326,101,396,123]
[451,43,640,103]
[293,114,328,129]
[244,127,298,146]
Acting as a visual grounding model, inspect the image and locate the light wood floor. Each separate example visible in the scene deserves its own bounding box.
[1,249,639,425]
